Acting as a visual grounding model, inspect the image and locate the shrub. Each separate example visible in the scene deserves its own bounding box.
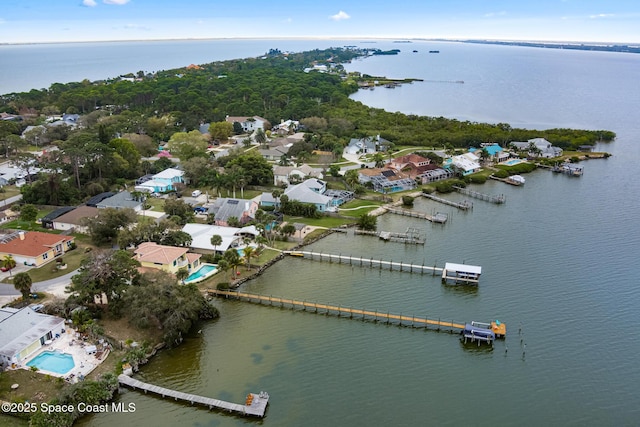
[402,196,414,206]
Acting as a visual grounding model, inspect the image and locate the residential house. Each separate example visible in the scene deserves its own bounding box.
[208,198,258,226]
[444,152,481,176]
[134,168,184,194]
[225,115,270,133]
[0,230,75,267]
[96,191,144,212]
[344,135,391,156]
[40,206,75,229]
[470,143,510,163]
[52,206,99,234]
[86,192,116,207]
[388,153,431,170]
[509,138,563,158]
[0,307,66,367]
[258,146,290,162]
[134,242,201,275]
[272,119,299,135]
[273,164,323,186]
[181,223,259,255]
[358,168,417,193]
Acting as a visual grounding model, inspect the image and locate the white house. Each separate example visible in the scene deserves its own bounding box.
[181,223,259,254]
[0,307,66,367]
[225,115,270,133]
[445,152,481,176]
[510,138,563,158]
[273,164,323,186]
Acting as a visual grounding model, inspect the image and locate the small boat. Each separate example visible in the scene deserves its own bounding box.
[413,50,418,53]
[429,50,440,53]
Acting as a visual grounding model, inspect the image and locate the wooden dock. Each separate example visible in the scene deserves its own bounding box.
[421,193,473,210]
[283,250,443,274]
[208,289,467,332]
[117,374,269,417]
[354,228,425,244]
[385,207,448,223]
[452,186,505,204]
[489,175,524,186]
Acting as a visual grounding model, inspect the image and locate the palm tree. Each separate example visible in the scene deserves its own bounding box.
[13,272,32,300]
[2,255,16,277]
[242,246,255,270]
[210,234,222,253]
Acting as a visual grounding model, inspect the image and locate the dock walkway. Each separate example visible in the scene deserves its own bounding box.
[452,186,505,204]
[284,250,443,274]
[354,228,425,244]
[420,193,473,210]
[385,207,448,223]
[117,374,269,417]
[209,290,466,332]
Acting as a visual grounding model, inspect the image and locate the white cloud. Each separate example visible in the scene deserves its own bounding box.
[589,13,614,19]
[103,0,130,5]
[82,0,98,7]
[330,11,350,21]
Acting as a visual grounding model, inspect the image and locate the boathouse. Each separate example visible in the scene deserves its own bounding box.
[442,263,482,284]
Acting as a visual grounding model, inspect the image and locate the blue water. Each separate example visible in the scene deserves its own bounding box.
[503,159,523,166]
[4,39,637,426]
[185,264,217,283]
[27,351,75,375]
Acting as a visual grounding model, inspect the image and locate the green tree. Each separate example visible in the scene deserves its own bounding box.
[19,204,38,222]
[2,255,17,277]
[176,267,189,284]
[208,121,234,141]
[210,234,222,252]
[85,208,138,245]
[167,130,208,161]
[223,249,242,277]
[163,199,195,225]
[13,272,33,300]
[356,213,377,231]
[254,128,267,147]
[242,245,255,270]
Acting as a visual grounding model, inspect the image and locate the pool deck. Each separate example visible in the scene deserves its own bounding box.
[184,263,219,285]
[16,327,110,383]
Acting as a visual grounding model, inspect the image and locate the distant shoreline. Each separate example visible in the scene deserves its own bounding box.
[1,37,639,50]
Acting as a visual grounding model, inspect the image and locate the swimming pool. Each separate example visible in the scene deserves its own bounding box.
[184,264,218,284]
[502,159,524,166]
[27,351,75,375]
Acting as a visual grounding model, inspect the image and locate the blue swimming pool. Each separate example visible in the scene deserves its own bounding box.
[27,351,75,374]
[184,264,217,284]
[503,159,524,166]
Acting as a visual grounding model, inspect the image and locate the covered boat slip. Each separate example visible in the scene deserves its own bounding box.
[441,262,482,284]
[462,323,496,345]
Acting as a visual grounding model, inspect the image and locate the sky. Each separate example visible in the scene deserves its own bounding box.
[0,0,638,44]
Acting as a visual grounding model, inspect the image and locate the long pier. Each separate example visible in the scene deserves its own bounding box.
[421,193,473,210]
[118,374,269,417]
[284,250,443,274]
[452,186,505,204]
[209,290,466,332]
[384,207,448,223]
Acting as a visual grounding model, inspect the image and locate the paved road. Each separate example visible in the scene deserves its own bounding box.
[0,269,78,298]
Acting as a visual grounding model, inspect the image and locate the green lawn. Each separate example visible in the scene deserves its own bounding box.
[283,215,355,228]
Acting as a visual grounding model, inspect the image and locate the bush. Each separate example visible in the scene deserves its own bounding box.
[468,174,487,184]
[494,169,509,179]
[217,282,230,290]
[401,196,414,206]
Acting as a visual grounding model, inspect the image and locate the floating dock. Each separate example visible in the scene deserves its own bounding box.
[489,174,525,186]
[118,374,269,417]
[442,262,482,284]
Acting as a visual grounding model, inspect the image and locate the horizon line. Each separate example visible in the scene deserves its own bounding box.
[1,36,639,47]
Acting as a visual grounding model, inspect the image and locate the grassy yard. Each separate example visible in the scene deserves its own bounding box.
[0,368,71,407]
[0,186,21,201]
[283,215,355,228]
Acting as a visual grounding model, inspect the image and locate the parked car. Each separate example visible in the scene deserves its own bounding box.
[193,206,208,214]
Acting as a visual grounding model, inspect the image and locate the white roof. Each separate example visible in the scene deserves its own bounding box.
[182,223,242,252]
[153,167,184,179]
[0,307,65,360]
[444,263,482,274]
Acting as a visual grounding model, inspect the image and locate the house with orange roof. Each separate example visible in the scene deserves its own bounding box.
[133,242,201,275]
[0,230,75,267]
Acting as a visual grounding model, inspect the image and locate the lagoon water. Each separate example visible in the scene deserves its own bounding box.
[3,40,640,426]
